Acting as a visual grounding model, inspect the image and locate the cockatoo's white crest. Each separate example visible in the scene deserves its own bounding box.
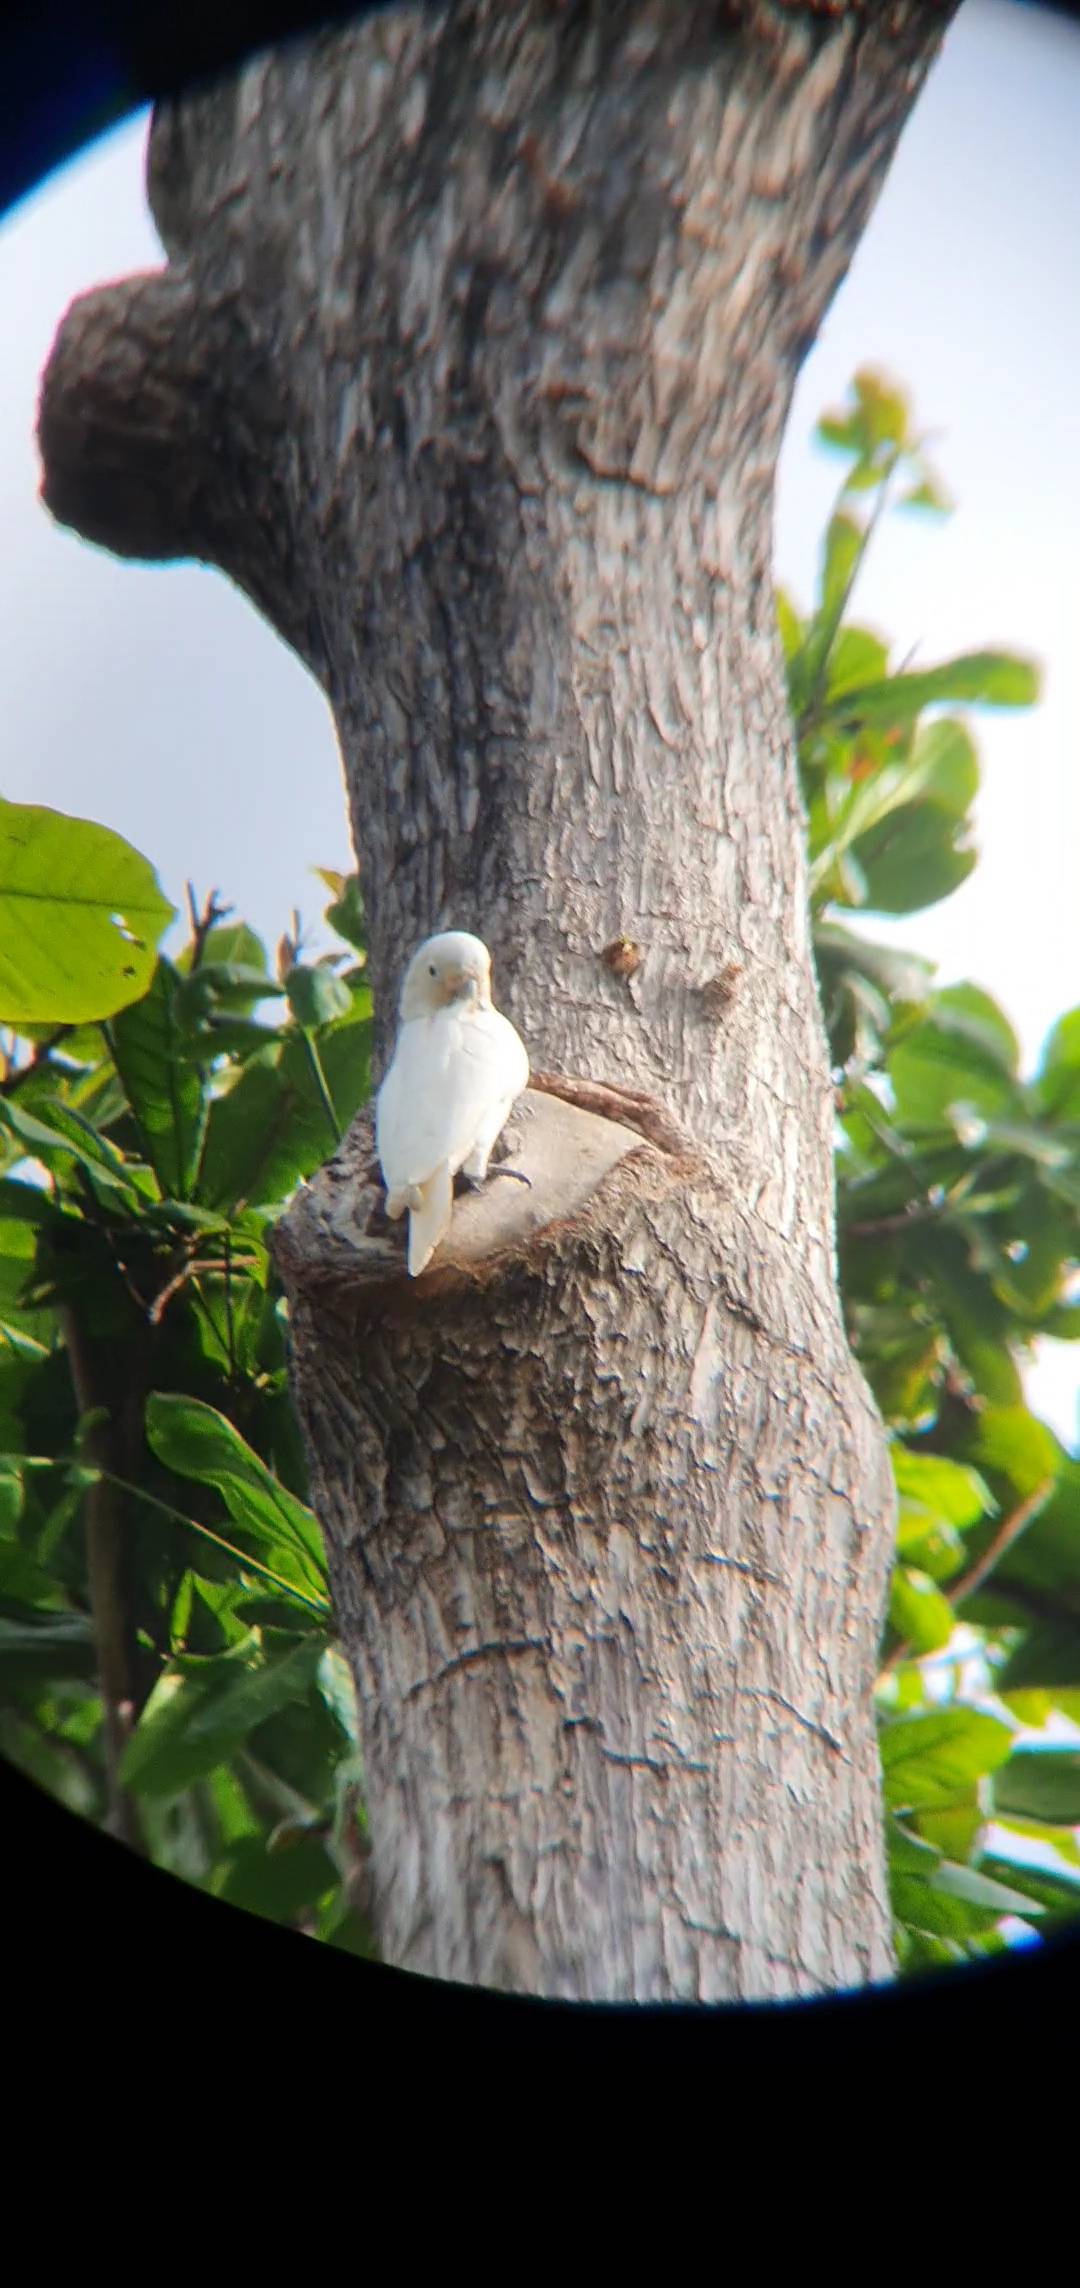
[376,930,529,1277]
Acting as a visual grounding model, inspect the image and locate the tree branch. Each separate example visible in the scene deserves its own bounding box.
[38,268,216,561]
[950,1478,1058,1613]
[36,267,321,669]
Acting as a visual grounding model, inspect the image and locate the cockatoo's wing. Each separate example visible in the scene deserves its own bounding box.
[457,1010,530,1180]
[376,1005,528,1275]
[377,1009,527,1193]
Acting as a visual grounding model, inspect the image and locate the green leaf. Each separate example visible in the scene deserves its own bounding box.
[961,1406,1062,1499]
[177,923,270,978]
[0,1459,24,1528]
[0,799,175,1023]
[895,1512,965,1583]
[932,984,1021,1075]
[978,1851,1080,1915]
[823,626,890,700]
[928,1860,1043,1918]
[285,965,353,1030]
[0,1095,140,1198]
[892,1448,992,1530]
[813,922,933,1015]
[914,1792,983,1863]
[890,1870,1002,1941]
[0,1605,97,1680]
[1035,1008,1080,1124]
[211,1831,338,1920]
[888,1010,1021,1134]
[144,1392,327,1597]
[852,368,911,449]
[907,720,980,817]
[775,589,804,670]
[816,411,864,458]
[992,1749,1080,1827]
[880,1707,1014,1811]
[198,1054,293,1212]
[109,959,210,1202]
[798,512,866,701]
[822,512,864,619]
[178,963,284,1017]
[887,1565,956,1654]
[199,1002,372,1212]
[0,1177,65,1228]
[818,650,1040,734]
[120,1636,324,1797]
[854,807,976,917]
[899,478,951,515]
[886,1815,940,1874]
[808,719,985,919]
[322,873,367,955]
[815,371,911,473]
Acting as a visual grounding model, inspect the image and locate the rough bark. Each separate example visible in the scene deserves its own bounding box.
[38,0,958,2000]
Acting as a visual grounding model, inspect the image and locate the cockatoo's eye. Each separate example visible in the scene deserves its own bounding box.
[428,963,437,977]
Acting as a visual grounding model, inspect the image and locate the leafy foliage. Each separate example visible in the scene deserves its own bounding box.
[1,367,1076,1974]
[783,367,1080,1971]
[0,877,373,1950]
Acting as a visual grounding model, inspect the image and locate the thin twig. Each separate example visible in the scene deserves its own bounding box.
[877,1475,1057,1680]
[186,882,233,971]
[844,1201,945,1241]
[223,1227,236,1376]
[949,1477,1057,1610]
[146,1254,259,1327]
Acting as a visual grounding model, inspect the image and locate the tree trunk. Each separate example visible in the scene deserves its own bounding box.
[38,0,958,2000]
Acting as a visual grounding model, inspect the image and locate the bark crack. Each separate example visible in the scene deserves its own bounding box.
[404,1636,549,1701]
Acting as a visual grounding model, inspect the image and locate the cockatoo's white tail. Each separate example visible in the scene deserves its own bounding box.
[406,1161,454,1278]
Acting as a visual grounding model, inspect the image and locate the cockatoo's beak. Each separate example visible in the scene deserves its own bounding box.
[446,965,484,1004]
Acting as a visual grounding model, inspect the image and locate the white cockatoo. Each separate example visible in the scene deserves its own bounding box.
[375,930,529,1277]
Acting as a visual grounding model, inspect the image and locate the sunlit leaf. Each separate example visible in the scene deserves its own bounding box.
[880,1707,1014,1811]
[887,1565,956,1654]
[0,799,174,1023]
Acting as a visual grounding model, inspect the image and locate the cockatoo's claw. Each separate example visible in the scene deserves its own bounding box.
[488,1165,532,1190]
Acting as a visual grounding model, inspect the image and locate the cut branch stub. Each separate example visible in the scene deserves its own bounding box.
[273,1076,697,1299]
[39,269,219,562]
[275,1074,894,2002]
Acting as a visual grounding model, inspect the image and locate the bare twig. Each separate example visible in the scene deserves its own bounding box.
[186,882,233,970]
[845,1201,945,1242]
[146,1253,259,1327]
[949,1478,1057,1610]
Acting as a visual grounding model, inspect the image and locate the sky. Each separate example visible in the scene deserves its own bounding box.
[0,0,1077,1442]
